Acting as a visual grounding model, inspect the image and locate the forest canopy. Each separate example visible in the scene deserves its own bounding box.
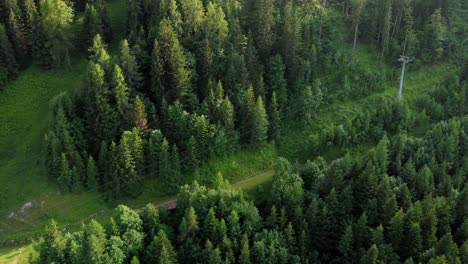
[0,0,466,263]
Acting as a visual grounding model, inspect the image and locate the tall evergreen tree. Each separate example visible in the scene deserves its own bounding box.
[0,23,17,87]
[268,92,280,141]
[250,96,269,148]
[38,0,74,67]
[88,34,111,73]
[112,64,131,122]
[83,4,103,50]
[120,39,142,91]
[252,0,275,61]
[86,155,97,189]
[424,9,447,62]
[154,19,194,107]
[351,0,367,49]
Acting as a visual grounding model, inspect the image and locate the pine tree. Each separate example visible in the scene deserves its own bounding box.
[360,244,378,264]
[119,39,142,90]
[267,55,287,112]
[32,18,53,68]
[0,23,17,87]
[186,136,199,172]
[38,219,64,264]
[38,0,74,67]
[339,224,354,262]
[59,153,71,190]
[144,229,177,264]
[88,0,112,41]
[281,1,302,82]
[88,34,111,73]
[269,92,281,141]
[133,96,149,131]
[151,39,164,107]
[86,155,97,189]
[112,64,131,122]
[425,9,447,62]
[159,138,172,188]
[141,203,160,244]
[170,144,182,190]
[159,0,183,32]
[351,0,367,49]
[83,4,103,50]
[21,0,39,56]
[130,256,140,264]
[81,220,107,264]
[156,19,194,107]
[401,0,417,56]
[380,0,392,60]
[252,0,275,61]
[127,0,143,34]
[180,0,205,36]
[250,96,269,148]
[202,1,229,50]
[421,202,438,250]
[118,130,140,196]
[7,8,26,63]
[204,208,219,243]
[148,130,164,178]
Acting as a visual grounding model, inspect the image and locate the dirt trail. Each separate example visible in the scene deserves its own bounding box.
[148,169,275,211]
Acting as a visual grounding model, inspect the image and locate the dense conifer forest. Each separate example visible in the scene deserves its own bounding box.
[0,0,467,263]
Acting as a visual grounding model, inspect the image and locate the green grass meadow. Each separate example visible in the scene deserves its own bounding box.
[0,0,127,244]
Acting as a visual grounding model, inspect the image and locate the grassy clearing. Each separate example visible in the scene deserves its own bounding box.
[0,245,33,264]
[119,145,277,207]
[0,0,127,243]
[0,63,86,217]
[232,170,275,190]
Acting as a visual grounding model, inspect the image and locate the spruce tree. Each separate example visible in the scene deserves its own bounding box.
[7,8,26,63]
[268,55,287,112]
[269,92,280,141]
[351,0,367,49]
[148,129,164,178]
[250,96,269,148]
[239,234,251,264]
[170,144,182,190]
[133,96,148,131]
[144,229,177,264]
[425,9,447,62]
[401,0,417,57]
[83,4,103,50]
[159,0,183,34]
[86,155,97,189]
[88,34,111,73]
[202,1,228,50]
[252,0,274,61]
[38,0,74,67]
[112,64,131,122]
[159,138,172,188]
[180,0,205,36]
[59,153,71,190]
[0,23,17,87]
[88,0,112,41]
[21,0,39,56]
[32,18,53,68]
[120,39,142,91]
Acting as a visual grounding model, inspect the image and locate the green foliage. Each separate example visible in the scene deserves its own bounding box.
[0,23,17,88]
[152,19,194,107]
[119,39,142,91]
[38,0,74,67]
